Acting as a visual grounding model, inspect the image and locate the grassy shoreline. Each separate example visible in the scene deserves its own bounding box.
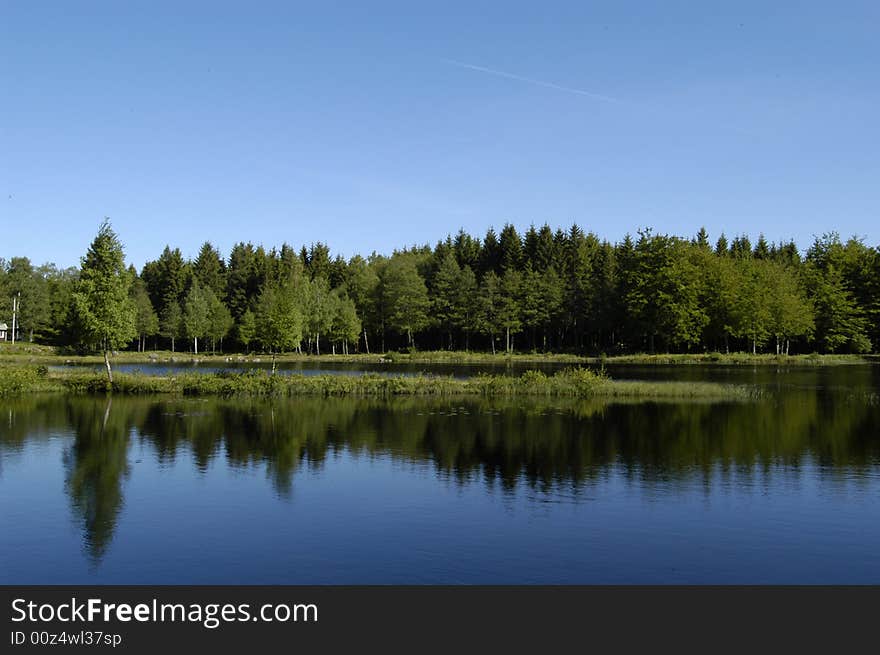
[0,365,758,401]
[0,344,874,367]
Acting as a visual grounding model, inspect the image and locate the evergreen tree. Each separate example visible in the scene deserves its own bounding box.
[226,242,260,320]
[694,227,711,250]
[535,224,557,271]
[480,228,501,276]
[452,229,481,272]
[753,235,771,260]
[192,242,227,297]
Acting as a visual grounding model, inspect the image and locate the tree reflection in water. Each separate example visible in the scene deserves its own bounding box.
[1,389,878,562]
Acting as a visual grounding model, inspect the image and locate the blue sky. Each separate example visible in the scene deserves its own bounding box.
[1,1,878,268]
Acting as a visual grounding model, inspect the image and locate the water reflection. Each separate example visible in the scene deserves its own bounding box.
[2,390,879,565]
[62,398,131,560]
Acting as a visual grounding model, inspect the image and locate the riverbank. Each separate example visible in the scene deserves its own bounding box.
[0,344,874,367]
[0,365,758,400]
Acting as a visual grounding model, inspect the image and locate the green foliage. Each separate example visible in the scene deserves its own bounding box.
[329,292,361,351]
[237,309,256,350]
[0,365,54,396]
[4,222,880,356]
[255,281,303,354]
[206,288,233,351]
[303,276,334,354]
[804,234,872,353]
[0,364,752,400]
[182,280,212,352]
[431,252,461,347]
[192,242,227,298]
[70,220,137,357]
[159,300,182,349]
[131,279,159,344]
[380,254,431,348]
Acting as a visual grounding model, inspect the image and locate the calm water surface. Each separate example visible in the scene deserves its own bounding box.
[2,365,879,583]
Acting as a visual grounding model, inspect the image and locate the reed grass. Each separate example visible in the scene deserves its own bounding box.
[0,365,758,400]
[0,347,872,367]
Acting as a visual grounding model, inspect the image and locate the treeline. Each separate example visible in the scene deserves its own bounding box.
[1,223,878,355]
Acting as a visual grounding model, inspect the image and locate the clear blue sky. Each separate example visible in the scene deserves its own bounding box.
[2,1,878,269]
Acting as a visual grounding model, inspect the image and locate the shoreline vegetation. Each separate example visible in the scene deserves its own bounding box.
[0,344,875,367]
[2,223,879,386]
[0,365,759,401]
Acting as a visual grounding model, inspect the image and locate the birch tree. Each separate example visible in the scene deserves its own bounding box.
[71,220,137,382]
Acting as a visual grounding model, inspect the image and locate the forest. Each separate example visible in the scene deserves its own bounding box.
[1,222,878,356]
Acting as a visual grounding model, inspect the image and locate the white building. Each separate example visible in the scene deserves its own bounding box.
[0,323,7,341]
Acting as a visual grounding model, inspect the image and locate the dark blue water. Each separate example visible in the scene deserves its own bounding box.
[2,365,879,584]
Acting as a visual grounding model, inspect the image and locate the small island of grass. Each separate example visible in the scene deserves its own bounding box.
[0,364,758,401]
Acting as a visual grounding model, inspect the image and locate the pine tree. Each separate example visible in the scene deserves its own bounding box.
[193,242,227,297]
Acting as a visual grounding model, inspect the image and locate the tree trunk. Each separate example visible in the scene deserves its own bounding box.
[363,327,370,354]
[506,327,510,354]
[272,353,277,375]
[194,336,198,354]
[171,336,175,353]
[491,334,496,355]
[316,333,320,356]
[103,349,113,384]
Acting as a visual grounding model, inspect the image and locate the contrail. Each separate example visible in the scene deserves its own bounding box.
[439,57,621,104]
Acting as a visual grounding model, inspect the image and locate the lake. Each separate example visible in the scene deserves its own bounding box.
[2,364,879,583]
